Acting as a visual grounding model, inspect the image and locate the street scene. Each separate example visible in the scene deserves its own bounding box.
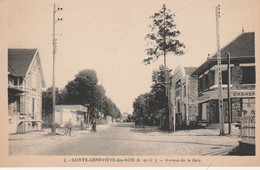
[7,1,256,157]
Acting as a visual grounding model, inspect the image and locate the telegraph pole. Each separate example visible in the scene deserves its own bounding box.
[227,52,231,134]
[51,3,63,134]
[216,5,225,135]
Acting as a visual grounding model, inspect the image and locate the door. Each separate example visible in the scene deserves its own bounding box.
[202,103,207,120]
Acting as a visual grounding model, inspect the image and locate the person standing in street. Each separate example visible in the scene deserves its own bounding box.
[65,119,73,135]
[91,118,96,133]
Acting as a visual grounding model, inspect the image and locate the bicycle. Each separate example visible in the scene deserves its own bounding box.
[59,127,77,137]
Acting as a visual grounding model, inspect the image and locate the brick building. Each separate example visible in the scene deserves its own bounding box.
[8,49,45,134]
[170,65,198,127]
[191,32,255,125]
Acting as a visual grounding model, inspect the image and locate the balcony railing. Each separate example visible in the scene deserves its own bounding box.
[8,83,42,93]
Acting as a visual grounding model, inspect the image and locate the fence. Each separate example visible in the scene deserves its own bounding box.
[241,113,255,141]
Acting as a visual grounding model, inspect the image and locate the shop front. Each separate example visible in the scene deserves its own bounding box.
[198,89,255,124]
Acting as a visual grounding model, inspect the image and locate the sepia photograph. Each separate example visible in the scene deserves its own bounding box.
[0,0,259,167]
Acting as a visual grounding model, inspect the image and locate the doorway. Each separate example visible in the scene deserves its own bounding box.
[202,103,207,120]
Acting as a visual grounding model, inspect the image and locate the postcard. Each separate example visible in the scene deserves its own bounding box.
[0,0,259,167]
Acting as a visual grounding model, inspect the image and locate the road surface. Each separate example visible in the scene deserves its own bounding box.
[9,122,240,155]
[27,123,238,155]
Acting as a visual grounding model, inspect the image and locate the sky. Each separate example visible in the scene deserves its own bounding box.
[8,0,259,114]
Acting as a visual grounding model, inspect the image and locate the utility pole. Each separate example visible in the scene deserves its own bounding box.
[227,52,231,134]
[51,3,63,134]
[216,4,225,135]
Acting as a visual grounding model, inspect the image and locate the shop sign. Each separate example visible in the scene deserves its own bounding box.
[232,91,255,97]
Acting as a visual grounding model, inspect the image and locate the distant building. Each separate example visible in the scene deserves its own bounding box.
[170,65,198,126]
[105,115,113,124]
[55,105,89,127]
[122,112,129,122]
[191,32,255,125]
[8,49,45,134]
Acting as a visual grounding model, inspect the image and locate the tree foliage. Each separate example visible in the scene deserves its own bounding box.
[42,87,65,115]
[144,4,185,64]
[42,68,121,119]
[133,65,171,126]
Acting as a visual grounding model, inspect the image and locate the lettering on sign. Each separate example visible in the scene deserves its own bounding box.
[232,92,255,97]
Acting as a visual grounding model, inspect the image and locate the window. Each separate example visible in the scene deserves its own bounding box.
[208,70,215,87]
[183,104,186,117]
[175,80,181,97]
[32,98,35,119]
[177,100,181,113]
[203,74,209,90]
[183,85,186,97]
[199,77,203,92]
[242,66,255,84]
[199,74,209,92]
[14,77,18,86]
[222,71,228,84]
[19,77,23,85]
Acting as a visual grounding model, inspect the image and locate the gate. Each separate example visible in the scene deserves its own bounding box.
[241,113,255,141]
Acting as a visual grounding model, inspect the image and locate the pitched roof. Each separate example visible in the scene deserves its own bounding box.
[8,49,37,77]
[191,32,255,76]
[184,67,198,75]
[211,32,254,58]
[8,64,16,76]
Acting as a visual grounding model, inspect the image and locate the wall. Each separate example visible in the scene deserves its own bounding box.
[231,65,243,89]
[22,56,43,122]
[106,115,113,124]
[8,114,18,134]
[187,75,199,125]
[55,109,72,127]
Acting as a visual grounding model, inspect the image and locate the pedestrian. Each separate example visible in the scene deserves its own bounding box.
[65,119,73,135]
[91,118,96,132]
